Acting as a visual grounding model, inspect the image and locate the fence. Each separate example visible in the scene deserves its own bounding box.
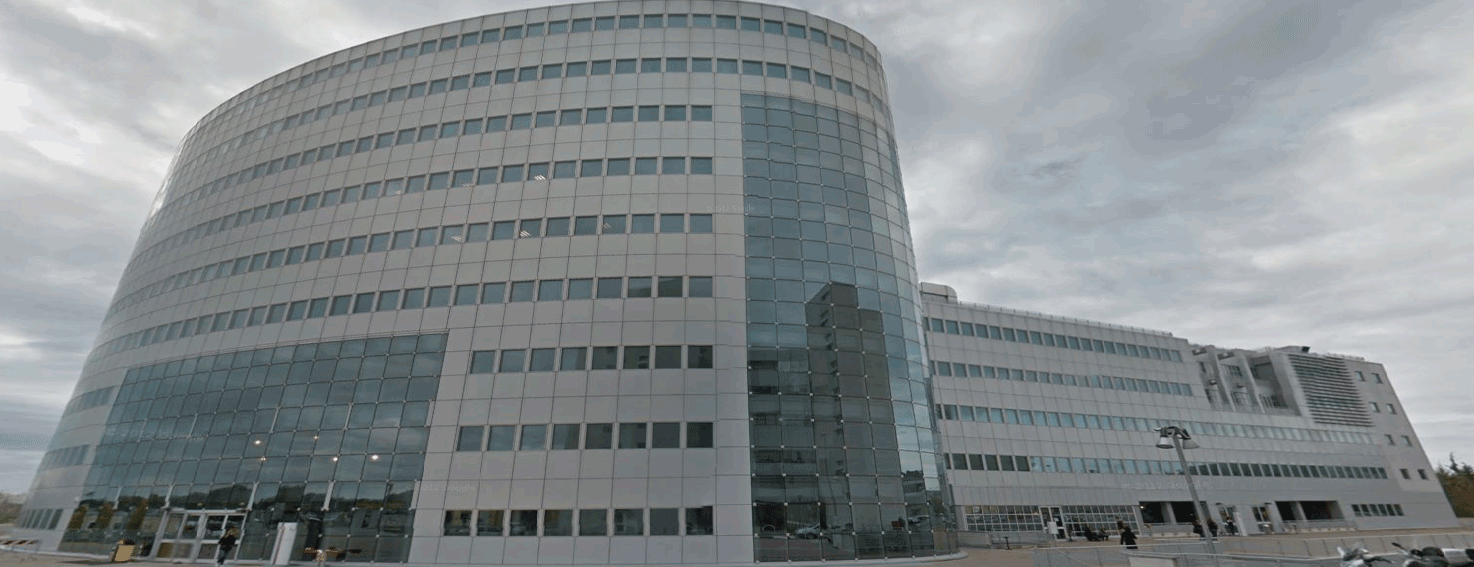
[1032,532,1474,567]
[1213,532,1474,558]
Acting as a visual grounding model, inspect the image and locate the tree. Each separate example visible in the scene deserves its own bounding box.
[1435,453,1474,517]
[0,492,22,525]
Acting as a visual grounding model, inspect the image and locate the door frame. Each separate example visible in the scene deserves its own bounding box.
[150,509,247,563]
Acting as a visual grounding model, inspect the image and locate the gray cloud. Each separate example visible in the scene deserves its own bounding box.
[0,0,1470,494]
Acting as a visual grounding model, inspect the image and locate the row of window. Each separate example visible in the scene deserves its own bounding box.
[937,402,1375,445]
[133,105,716,283]
[39,445,89,470]
[113,211,715,315]
[1386,434,1414,447]
[102,278,717,357]
[1399,468,1429,481]
[62,386,115,416]
[454,421,715,452]
[941,452,1390,480]
[442,506,714,538]
[1368,401,1398,414]
[211,11,881,145]
[469,345,716,373]
[1355,370,1384,384]
[931,359,1193,397]
[923,317,1184,363]
[16,508,65,530]
[1351,503,1405,517]
[158,49,882,231]
[130,149,714,286]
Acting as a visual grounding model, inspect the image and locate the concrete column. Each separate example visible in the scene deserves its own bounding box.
[1163,503,1178,525]
[1292,502,1306,521]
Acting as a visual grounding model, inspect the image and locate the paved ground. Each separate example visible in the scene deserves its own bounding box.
[2,527,1471,567]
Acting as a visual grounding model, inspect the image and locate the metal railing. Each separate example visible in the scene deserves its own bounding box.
[1216,532,1474,558]
[1034,532,1474,567]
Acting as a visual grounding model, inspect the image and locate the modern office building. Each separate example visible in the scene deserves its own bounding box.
[13,1,1458,564]
[920,282,1457,542]
[14,1,959,565]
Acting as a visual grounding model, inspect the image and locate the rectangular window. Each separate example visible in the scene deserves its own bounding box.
[688,345,714,369]
[520,424,547,450]
[580,160,603,177]
[542,510,572,536]
[426,286,451,307]
[640,58,662,73]
[440,225,465,244]
[397,291,427,309]
[627,277,652,297]
[506,281,534,302]
[376,290,400,311]
[508,510,537,536]
[329,295,352,315]
[686,422,713,448]
[630,214,655,233]
[585,423,613,449]
[456,426,483,451]
[558,347,588,371]
[614,509,643,535]
[654,345,683,369]
[454,284,479,306]
[579,509,607,536]
[611,106,634,122]
[665,58,687,73]
[601,215,625,233]
[618,423,647,448]
[486,426,516,451]
[498,350,526,372]
[443,510,472,536]
[537,280,563,301]
[352,292,375,314]
[649,508,679,536]
[477,282,505,304]
[591,347,619,370]
[529,349,558,373]
[551,424,581,450]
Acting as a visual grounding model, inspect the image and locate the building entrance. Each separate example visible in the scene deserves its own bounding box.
[151,510,245,563]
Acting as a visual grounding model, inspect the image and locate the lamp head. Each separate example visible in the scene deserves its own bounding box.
[1155,432,1175,449]
[1181,437,1201,450]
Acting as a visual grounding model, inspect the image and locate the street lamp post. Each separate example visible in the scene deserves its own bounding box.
[1155,426,1218,558]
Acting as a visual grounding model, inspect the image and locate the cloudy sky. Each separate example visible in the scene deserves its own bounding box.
[0,0,1469,495]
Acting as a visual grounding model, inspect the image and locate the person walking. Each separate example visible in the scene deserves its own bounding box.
[1207,519,1219,539]
[1120,526,1138,550]
[217,528,238,566]
[1191,520,1204,539]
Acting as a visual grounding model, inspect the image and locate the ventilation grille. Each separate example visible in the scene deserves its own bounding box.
[1287,354,1371,427]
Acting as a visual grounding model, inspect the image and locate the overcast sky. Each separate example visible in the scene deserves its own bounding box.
[0,0,1469,495]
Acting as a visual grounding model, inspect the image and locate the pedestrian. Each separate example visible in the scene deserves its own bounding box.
[1207,519,1219,539]
[1225,518,1237,536]
[217,528,238,566]
[1191,520,1203,539]
[1120,526,1138,550]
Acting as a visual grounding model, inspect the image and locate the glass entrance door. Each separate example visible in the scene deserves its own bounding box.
[1039,506,1065,539]
[152,510,246,563]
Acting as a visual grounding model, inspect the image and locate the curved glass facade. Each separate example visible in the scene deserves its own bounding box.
[741,94,954,560]
[21,2,955,564]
